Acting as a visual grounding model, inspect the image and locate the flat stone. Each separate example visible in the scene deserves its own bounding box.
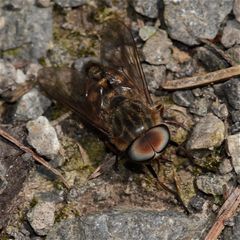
[132,0,158,18]
[226,133,240,175]
[26,116,61,159]
[27,202,56,236]
[139,26,157,41]
[143,30,172,65]
[0,0,52,59]
[14,88,51,121]
[221,20,240,48]
[223,78,240,110]
[164,0,233,46]
[219,158,233,175]
[46,209,209,240]
[54,0,86,7]
[196,173,233,195]
[186,114,225,150]
[234,0,240,22]
[172,90,195,107]
[142,64,166,92]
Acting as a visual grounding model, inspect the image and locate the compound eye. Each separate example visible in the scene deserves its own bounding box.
[128,125,170,162]
[146,125,170,153]
[128,135,155,162]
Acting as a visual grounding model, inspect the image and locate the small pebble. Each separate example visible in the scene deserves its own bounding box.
[139,26,157,41]
[26,116,61,159]
[234,0,240,22]
[143,30,172,65]
[196,173,233,195]
[132,0,158,18]
[221,20,240,48]
[27,202,56,236]
[15,88,51,121]
[186,114,225,150]
[226,133,240,175]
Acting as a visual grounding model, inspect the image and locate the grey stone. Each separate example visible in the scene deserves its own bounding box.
[14,88,51,121]
[27,201,56,236]
[0,59,17,95]
[0,0,52,59]
[164,0,233,46]
[223,213,240,240]
[139,25,157,41]
[26,116,61,159]
[186,114,225,150]
[54,0,86,7]
[230,110,240,123]
[46,209,209,240]
[223,78,240,110]
[142,64,166,92]
[143,30,172,65]
[172,90,195,107]
[221,20,240,48]
[189,97,210,117]
[227,45,240,64]
[226,133,240,175]
[36,0,52,8]
[194,47,229,71]
[219,158,233,175]
[234,0,240,22]
[132,0,158,18]
[196,173,233,195]
[210,102,229,120]
[230,122,240,134]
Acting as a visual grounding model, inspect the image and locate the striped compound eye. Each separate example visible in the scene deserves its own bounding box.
[128,125,170,162]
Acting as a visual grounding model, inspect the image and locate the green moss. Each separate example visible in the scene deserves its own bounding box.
[3,47,22,58]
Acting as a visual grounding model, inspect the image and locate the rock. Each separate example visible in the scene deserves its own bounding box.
[196,173,233,195]
[46,209,209,240]
[6,225,31,240]
[142,64,166,92]
[189,195,206,212]
[227,45,240,64]
[164,0,233,46]
[174,170,197,209]
[26,116,61,158]
[230,122,240,134]
[226,133,240,175]
[14,88,51,121]
[172,90,195,107]
[221,20,240,48]
[0,1,52,59]
[210,102,229,120]
[0,60,18,95]
[223,78,240,110]
[189,98,210,117]
[139,26,157,41]
[54,0,86,7]
[186,114,225,150]
[36,0,52,8]
[234,0,240,22]
[132,0,158,18]
[219,158,233,175]
[27,202,56,236]
[223,213,240,240]
[231,110,240,123]
[194,47,229,71]
[143,30,172,65]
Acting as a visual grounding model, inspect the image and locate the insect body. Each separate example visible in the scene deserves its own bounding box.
[38,20,170,163]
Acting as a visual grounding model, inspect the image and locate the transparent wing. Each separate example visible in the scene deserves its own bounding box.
[100,20,153,105]
[38,67,110,135]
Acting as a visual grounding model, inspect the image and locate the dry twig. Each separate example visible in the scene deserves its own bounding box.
[0,127,69,188]
[161,65,240,90]
[204,186,240,240]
